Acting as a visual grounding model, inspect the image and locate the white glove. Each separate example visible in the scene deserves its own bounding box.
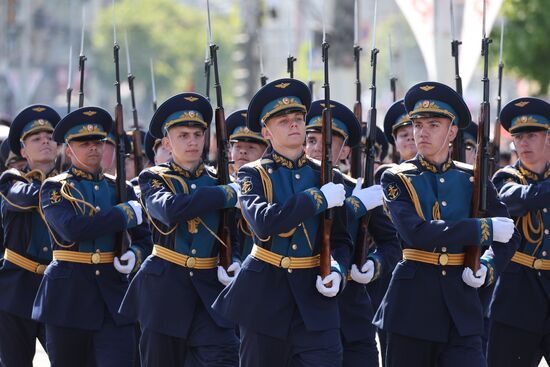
[114,250,137,274]
[319,182,346,209]
[352,178,383,211]
[462,264,487,288]
[350,260,375,284]
[217,262,241,286]
[315,272,342,297]
[127,200,143,225]
[228,182,241,197]
[491,217,515,243]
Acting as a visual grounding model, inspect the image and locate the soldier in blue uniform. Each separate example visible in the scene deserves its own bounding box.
[226,109,268,257]
[374,81,519,367]
[0,105,60,366]
[144,131,171,166]
[304,99,401,366]
[487,97,550,366]
[33,106,152,367]
[383,100,417,166]
[119,92,241,366]
[213,78,352,367]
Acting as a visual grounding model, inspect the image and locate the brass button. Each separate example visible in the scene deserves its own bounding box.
[441,201,448,207]
[543,251,548,257]
[189,271,194,277]
[545,229,549,235]
[538,272,542,277]
[469,177,474,182]
[439,178,445,183]
[191,249,197,255]
[287,269,293,273]
[534,259,543,270]
[441,247,447,253]
[280,257,291,269]
[186,257,197,268]
[36,264,47,275]
[95,206,101,211]
[191,184,197,189]
[268,168,273,174]
[95,270,100,276]
[544,208,548,213]
[441,270,447,276]
[439,253,449,266]
[291,244,298,250]
[91,252,101,264]
[295,174,301,180]
[42,246,49,252]
[94,185,99,191]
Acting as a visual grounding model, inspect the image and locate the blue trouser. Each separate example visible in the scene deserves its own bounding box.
[0,310,46,367]
[45,313,136,367]
[239,308,343,367]
[138,301,238,367]
[386,327,486,367]
[342,337,379,367]
[487,321,550,367]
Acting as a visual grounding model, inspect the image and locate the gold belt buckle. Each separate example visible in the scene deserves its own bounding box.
[91,252,101,264]
[35,264,47,275]
[533,259,543,270]
[280,257,291,269]
[186,257,197,268]
[438,253,449,266]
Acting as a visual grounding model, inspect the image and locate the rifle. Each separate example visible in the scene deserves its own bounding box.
[66,46,73,114]
[112,1,129,257]
[468,0,492,274]
[307,37,314,94]
[150,58,157,112]
[286,11,296,79]
[203,31,212,162]
[354,0,378,267]
[124,29,143,176]
[78,5,86,108]
[450,0,465,162]
[350,0,362,179]
[207,0,232,270]
[389,34,397,103]
[319,15,333,280]
[490,19,504,176]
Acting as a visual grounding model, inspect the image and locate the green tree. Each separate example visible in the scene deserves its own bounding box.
[496,0,550,95]
[91,0,239,118]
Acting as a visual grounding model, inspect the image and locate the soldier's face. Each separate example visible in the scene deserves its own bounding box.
[154,144,172,165]
[66,140,105,171]
[394,125,417,161]
[465,144,477,165]
[230,141,266,170]
[20,131,57,166]
[262,112,306,151]
[305,131,349,162]
[512,130,549,165]
[100,143,116,174]
[163,125,205,167]
[413,117,457,159]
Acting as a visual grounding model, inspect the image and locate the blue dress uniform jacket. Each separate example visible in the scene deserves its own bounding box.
[119,161,239,339]
[0,169,54,319]
[32,167,152,330]
[373,156,519,343]
[490,162,550,334]
[213,150,353,339]
[340,174,401,342]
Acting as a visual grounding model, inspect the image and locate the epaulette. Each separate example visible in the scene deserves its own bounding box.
[243,158,273,169]
[146,165,171,175]
[494,166,524,182]
[205,165,217,177]
[0,168,28,185]
[388,162,417,174]
[453,160,474,173]
[44,172,72,184]
[375,163,398,184]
